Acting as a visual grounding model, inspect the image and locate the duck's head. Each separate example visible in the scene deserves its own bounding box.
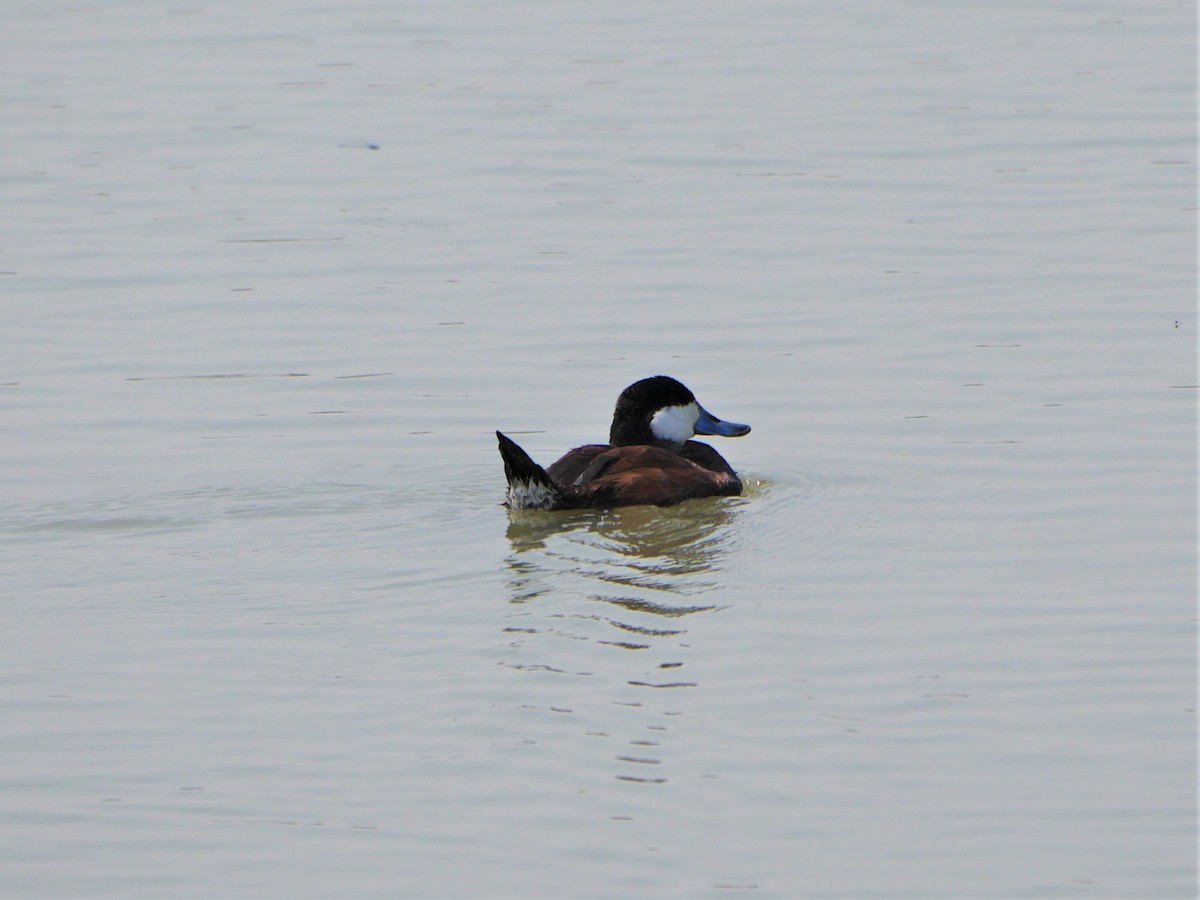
[608,375,751,450]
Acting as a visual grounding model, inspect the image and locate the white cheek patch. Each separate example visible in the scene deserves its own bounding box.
[507,480,558,510]
[649,402,698,446]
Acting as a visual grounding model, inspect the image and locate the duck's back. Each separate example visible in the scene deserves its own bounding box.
[546,444,611,486]
[546,442,741,507]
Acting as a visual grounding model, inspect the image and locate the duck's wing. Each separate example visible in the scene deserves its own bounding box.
[545,444,612,486]
[575,445,741,507]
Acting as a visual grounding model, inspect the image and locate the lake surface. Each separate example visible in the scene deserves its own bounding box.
[1,1,1195,897]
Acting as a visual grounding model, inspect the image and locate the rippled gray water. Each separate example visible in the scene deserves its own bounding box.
[2,1,1195,897]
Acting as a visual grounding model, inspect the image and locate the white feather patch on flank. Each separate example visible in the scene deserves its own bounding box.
[506,479,559,510]
[649,401,699,446]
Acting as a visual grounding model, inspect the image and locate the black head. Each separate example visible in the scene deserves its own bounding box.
[608,375,750,448]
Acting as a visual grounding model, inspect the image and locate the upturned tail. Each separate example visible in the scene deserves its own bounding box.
[496,432,562,510]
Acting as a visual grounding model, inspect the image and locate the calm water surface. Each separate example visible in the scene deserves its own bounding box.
[2,1,1195,897]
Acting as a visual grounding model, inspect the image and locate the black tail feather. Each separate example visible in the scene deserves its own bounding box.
[496,431,561,509]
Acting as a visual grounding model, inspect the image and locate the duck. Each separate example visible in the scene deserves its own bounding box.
[496,375,751,510]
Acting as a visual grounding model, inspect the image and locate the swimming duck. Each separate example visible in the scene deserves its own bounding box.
[497,375,750,510]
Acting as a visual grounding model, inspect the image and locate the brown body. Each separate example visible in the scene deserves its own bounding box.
[544,441,742,508]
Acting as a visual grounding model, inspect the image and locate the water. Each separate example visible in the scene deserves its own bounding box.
[2,1,1195,897]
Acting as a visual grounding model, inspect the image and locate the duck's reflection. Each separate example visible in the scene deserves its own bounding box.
[505,498,743,595]
[498,498,746,786]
